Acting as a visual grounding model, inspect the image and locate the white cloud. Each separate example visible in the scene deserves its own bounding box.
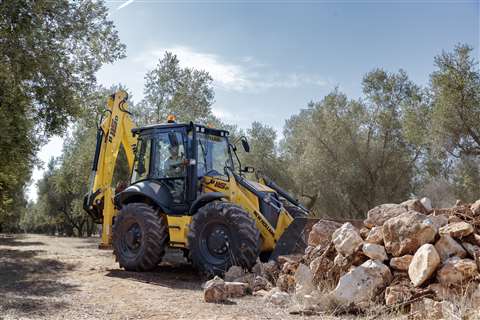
[134,45,329,92]
[117,0,135,10]
[135,46,251,91]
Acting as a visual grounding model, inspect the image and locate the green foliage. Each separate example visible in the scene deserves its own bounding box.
[281,69,427,218]
[430,44,480,157]
[137,51,218,125]
[0,0,125,228]
[240,122,292,188]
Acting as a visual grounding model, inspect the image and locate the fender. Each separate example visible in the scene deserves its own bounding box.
[189,192,227,215]
[116,180,173,214]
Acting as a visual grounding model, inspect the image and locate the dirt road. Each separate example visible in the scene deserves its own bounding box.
[0,234,328,320]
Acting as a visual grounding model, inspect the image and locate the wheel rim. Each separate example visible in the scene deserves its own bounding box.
[121,222,142,257]
[200,221,232,266]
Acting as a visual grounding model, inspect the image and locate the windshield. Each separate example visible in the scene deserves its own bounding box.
[197,133,232,178]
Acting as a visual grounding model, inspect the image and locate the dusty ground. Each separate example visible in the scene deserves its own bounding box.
[0,234,344,320]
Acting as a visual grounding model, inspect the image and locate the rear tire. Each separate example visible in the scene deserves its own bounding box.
[188,201,261,277]
[113,203,168,271]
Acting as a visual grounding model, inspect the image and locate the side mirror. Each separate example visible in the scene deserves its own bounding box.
[241,137,250,153]
[242,166,255,173]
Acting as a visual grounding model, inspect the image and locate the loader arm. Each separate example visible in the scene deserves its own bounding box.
[83,90,137,248]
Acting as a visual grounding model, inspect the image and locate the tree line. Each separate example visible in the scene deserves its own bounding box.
[0,1,479,235]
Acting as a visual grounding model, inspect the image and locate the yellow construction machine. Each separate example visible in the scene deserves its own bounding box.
[84,90,316,276]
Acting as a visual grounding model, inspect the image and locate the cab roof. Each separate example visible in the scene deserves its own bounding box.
[132,122,230,137]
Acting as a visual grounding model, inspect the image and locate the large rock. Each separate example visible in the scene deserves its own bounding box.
[408,244,440,287]
[365,226,384,245]
[436,257,478,285]
[364,204,408,228]
[204,276,227,303]
[439,222,474,238]
[401,199,428,214]
[390,255,413,271]
[383,211,437,257]
[294,263,315,296]
[420,197,433,212]
[362,243,388,261]
[331,260,392,307]
[434,235,467,262]
[332,222,363,257]
[308,220,342,247]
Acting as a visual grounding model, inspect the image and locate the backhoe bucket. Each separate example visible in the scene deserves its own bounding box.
[269,217,319,261]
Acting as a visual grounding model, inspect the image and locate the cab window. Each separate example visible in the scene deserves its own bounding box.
[131,138,151,183]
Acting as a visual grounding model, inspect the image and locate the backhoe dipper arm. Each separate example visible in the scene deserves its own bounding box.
[83,90,137,248]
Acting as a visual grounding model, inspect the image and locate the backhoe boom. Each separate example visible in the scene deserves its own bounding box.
[83,90,137,248]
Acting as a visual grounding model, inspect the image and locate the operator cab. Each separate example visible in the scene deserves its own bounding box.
[128,121,234,214]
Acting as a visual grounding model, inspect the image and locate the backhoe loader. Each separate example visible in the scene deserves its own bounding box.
[84,90,317,276]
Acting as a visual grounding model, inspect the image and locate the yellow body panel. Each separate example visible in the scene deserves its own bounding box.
[166,215,192,248]
[201,175,294,252]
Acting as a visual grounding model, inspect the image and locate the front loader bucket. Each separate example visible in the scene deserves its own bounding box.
[269,217,319,261]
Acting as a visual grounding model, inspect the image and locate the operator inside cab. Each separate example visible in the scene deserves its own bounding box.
[164,144,184,177]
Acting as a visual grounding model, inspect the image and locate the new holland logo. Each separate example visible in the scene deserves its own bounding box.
[108,115,119,143]
[252,210,274,235]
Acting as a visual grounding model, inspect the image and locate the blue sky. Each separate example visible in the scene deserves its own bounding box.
[29,0,479,199]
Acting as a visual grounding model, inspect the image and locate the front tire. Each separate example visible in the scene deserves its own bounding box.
[113,203,168,271]
[188,202,261,277]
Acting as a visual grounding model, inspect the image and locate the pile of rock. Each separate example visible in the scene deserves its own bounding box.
[203,198,480,318]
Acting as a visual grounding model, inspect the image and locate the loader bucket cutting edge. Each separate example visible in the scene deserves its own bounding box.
[269,217,319,261]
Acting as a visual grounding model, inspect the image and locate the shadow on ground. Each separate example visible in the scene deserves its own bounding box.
[0,236,78,316]
[105,261,203,291]
[0,234,45,247]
